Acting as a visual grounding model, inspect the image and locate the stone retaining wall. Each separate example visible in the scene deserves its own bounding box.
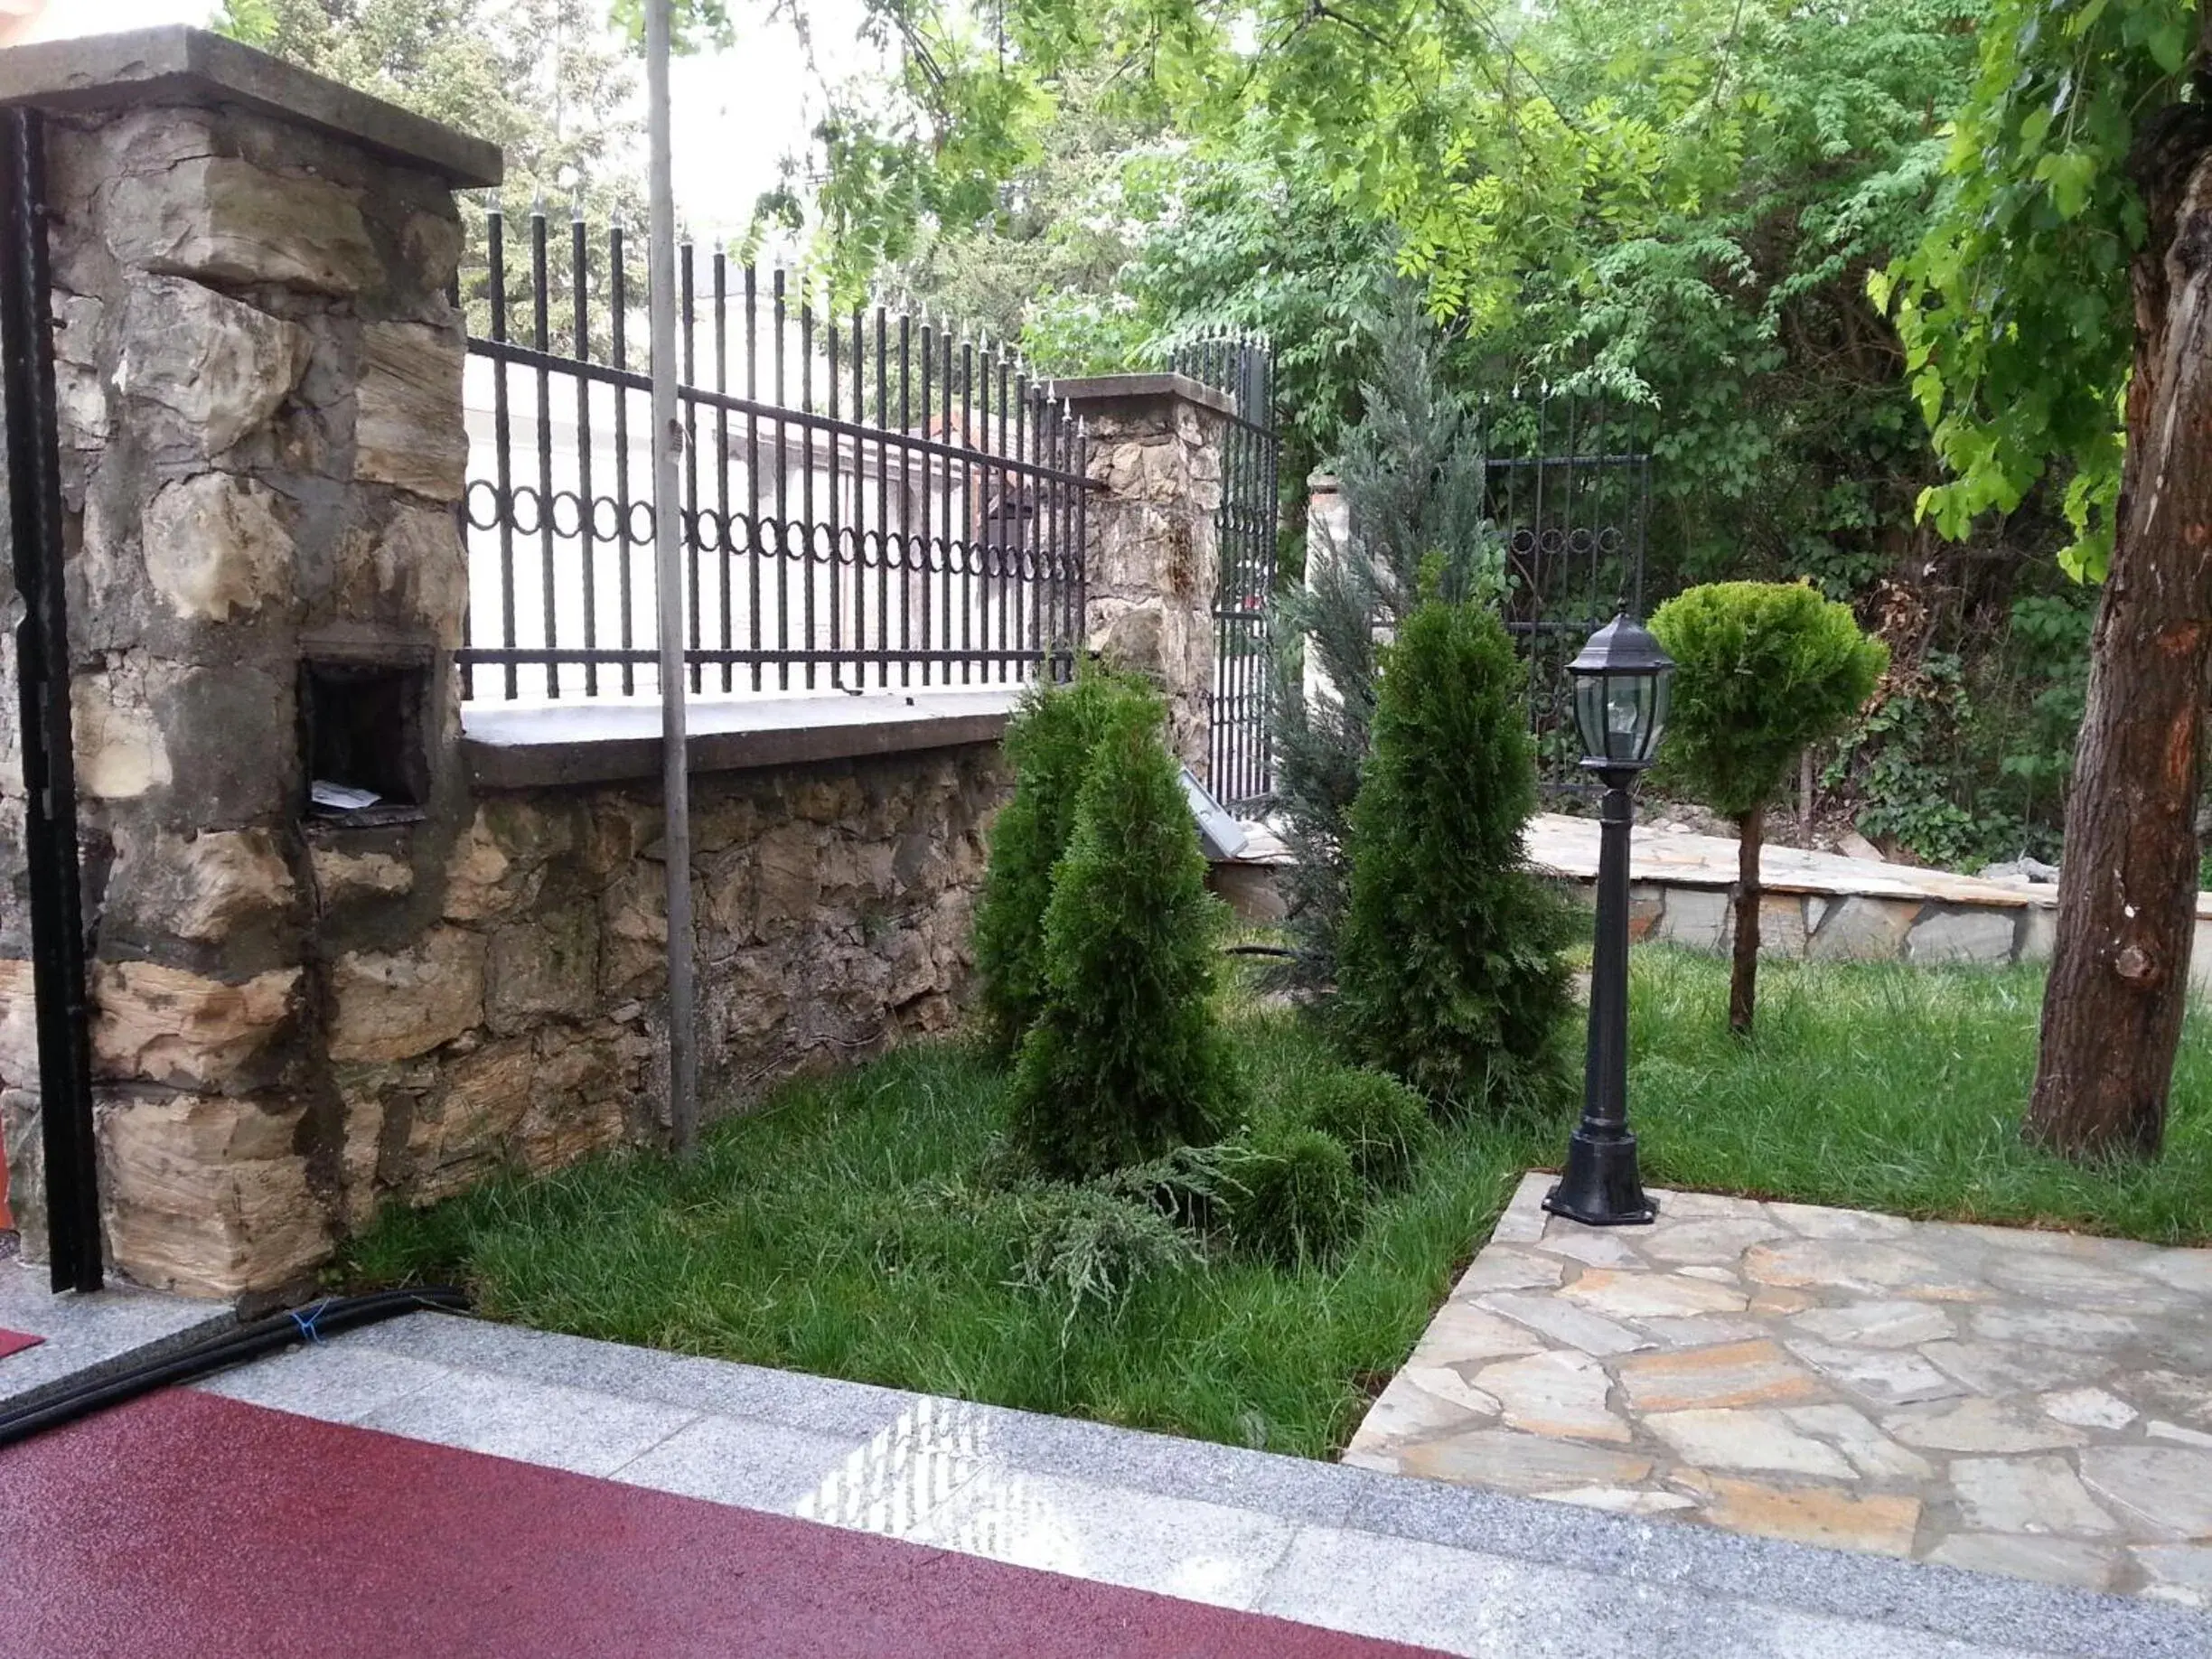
[1626,883,2058,968]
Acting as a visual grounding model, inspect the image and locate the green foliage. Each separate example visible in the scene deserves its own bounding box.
[816,0,1983,610]
[1649,581,1890,819]
[1878,0,2182,576]
[1223,1126,1364,1265]
[1837,651,2002,866]
[1275,1069,1432,1187]
[342,951,2212,1458]
[1094,1143,1245,1233]
[1004,1183,1201,1337]
[1825,587,2091,869]
[1271,296,1505,993]
[1333,597,1576,1107]
[971,674,1139,1054]
[1007,692,1242,1178]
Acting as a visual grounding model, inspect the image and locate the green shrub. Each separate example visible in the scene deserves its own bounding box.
[1331,595,1577,1109]
[1223,1126,1362,1264]
[1279,1067,1431,1186]
[1006,1184,1202,1337]
[1650,580,1888,1035]
[972,673,1139,1053]
[1094,1143,1242,1232]
[1008,688,1242,1177]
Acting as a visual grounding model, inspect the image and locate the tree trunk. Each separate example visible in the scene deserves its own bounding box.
[2027,108,2212,1159]
[1730,803,1762,1038]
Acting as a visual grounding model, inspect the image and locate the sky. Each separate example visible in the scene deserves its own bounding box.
[22,0,869,239]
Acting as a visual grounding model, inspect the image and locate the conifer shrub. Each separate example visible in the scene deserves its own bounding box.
[1649,581,1887,1036]
[1279,1068,1431,1186]
[1007,688,1242,1178]
[1223,1125,1362,1264]
[1270,292,1508,995]
[972,672,1136,1054]
[1331,595,1577,1109]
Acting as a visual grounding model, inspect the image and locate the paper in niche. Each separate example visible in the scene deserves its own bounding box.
[311,780,381,811]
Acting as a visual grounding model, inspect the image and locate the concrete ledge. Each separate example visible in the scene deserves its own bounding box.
[0,27,503,187]
[1042,372,1235,419]
[462,689,1021,790]
[201,1310,2207,1658]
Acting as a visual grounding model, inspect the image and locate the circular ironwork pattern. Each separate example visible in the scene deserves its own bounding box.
[464,485,1073,581]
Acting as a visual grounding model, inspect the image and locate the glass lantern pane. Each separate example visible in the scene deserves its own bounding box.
[1572,673,1606,764]
[1644,671,1672,762]
[1604,677,1646,762]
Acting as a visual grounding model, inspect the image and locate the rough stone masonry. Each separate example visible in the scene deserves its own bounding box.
[0,33,1012,1299]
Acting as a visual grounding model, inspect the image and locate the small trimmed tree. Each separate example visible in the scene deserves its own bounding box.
[1008,688,1242,1178]
[972,673,1134,1054]
[1649,581,1888,1037]
[1332,594,1576,1109]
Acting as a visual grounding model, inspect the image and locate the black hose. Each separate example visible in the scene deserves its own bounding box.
[1222,943,1298,959]
[0,1285,470,1449]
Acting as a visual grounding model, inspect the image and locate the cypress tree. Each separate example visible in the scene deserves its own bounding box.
[1008,688,1242,1178]
[972,673,1133,1054]
[1332,594,1576,1108]
[1270,288,1504,992]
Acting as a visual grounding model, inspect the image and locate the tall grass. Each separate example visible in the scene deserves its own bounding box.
[347,948,2212,1456]
[1631,951,2212,1241]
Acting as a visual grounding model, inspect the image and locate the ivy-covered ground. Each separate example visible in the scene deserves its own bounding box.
[344,949,2212,1458]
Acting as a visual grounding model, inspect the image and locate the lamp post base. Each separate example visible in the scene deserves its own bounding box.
[1543,1129,1656,1227]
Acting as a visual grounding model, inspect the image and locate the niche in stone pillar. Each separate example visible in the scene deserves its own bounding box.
[299,649,434,826]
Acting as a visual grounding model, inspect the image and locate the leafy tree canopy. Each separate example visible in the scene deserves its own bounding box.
[1650,580,1890,818]
[1879,0,2189,578]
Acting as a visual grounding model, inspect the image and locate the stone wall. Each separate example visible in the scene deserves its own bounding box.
[0,39,1019,1299]
[1051,374,1227,777]
[1626,883,2055,967]
[1613,877,2212,992]
[0,80,487,1296]
[316,745,999,1230]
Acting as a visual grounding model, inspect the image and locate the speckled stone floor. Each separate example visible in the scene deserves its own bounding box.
[1345,1174,2212,1606]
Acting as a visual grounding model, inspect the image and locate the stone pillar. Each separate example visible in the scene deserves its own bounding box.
[1045,373,1228,777]
[1303,471,1346,713]
[0,29,500,1296]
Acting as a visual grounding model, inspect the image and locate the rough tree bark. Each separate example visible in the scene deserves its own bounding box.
[1730,803,1763,1038]
[2027,98,2212,1158]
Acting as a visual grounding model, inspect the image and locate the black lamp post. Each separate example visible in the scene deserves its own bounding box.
[1544,613,1674,1228]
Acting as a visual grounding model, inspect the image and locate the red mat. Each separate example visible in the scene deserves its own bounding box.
[0,1328,42,1361]
[0,1390,1448,1659]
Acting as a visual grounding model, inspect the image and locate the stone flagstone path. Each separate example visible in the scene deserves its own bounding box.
[1345,1174,2212,1606]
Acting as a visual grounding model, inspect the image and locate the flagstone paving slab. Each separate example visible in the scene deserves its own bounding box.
[1345,1175,2212,1605]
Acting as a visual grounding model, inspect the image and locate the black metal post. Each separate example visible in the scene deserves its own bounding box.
[1544,767,1655,1227]
[0,108,102,1292]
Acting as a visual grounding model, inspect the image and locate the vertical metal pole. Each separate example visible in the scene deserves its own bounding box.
[572,211,600,699]
[1,108,100,1292]
[646,0,698,1157]
[1544,770,1654,1227]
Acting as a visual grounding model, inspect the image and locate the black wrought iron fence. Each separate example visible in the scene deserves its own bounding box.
[1172,333,1279,815]
[459,208,1090,703]
[1476,396,1654,792]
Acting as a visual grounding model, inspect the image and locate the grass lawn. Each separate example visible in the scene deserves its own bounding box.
[345,947,2212,1457]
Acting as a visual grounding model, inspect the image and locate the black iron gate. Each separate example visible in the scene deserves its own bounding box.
[0,107,101,1294]
[1477,396,1654,793]
[1174,335,1279,814]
